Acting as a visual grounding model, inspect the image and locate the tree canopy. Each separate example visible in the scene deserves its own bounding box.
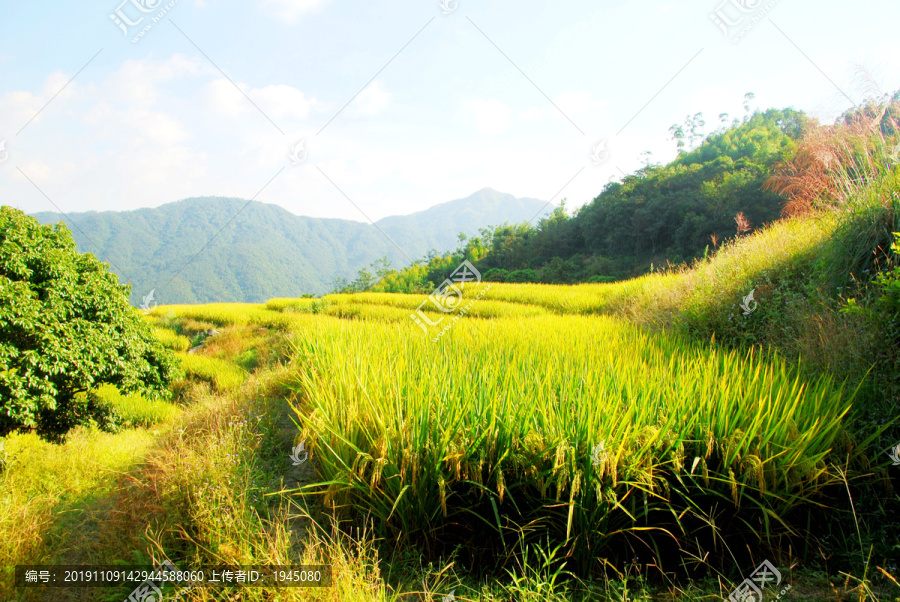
[0,207,180,438]
[369,105,810,290]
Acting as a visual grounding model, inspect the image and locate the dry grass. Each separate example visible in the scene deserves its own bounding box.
[765,106,899,217]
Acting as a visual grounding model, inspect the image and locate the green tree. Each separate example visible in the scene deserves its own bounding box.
[0,207,180,439]
[483,268,510,282]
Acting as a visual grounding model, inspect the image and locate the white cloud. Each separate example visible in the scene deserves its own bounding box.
[128,110,191,146]
[258,0,329,23]
[206,78,246,117]
[13,160,58,182]
[255,84,320,119]
[552,90,607,116]
[108,55,204,107]
[351,81,391,116]
[0,71,82,132]
[463,99,511,136]
[205,79,319,120]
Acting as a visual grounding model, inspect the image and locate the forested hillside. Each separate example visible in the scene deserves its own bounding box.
[31,189,549,304]
[368,107,813,291]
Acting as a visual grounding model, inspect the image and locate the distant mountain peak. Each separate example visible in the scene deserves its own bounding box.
[29,190,550,304]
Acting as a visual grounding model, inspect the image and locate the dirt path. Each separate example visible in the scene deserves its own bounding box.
[273,402,315,562]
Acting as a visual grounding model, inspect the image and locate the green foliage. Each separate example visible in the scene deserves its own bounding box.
[151,326,191,352]
[331,256,394,293]
[379,107,810,289]
[290,309,853,572]
[507,268,539,283]
[483,268,510,282]
[574,108,805,265]
[91,383,180,429]
[31,191,549,304]
[0,207,181,439]
[874,234,900,312]
[177,353,247,391]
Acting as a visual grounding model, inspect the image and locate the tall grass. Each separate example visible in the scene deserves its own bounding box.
[151,326,192,352]
[765,107,899,217]
[177,352,248,391]
[158,303,296,330]
[94,383,181,428]
[0,427,158,594]
[288,312,856,572]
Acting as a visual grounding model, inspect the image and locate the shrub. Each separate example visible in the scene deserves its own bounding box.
[507,269,539,283]
[0,207,180,439]
[483,268,510,283]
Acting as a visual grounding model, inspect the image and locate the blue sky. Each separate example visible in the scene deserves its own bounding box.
[0,0,898,222]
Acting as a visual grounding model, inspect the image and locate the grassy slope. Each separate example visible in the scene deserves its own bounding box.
[2,199,899,600]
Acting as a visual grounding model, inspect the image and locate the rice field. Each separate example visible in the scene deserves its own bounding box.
[140,225,873,579]
[198,282,861,572]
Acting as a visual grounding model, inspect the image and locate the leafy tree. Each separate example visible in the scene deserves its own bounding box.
[0,207,180,439]
[669,123,686,154]
[686,112,706,149]
[483,268,510,282]
[370,105,812,290]
[508,269,539,283]
[743,92,755,118]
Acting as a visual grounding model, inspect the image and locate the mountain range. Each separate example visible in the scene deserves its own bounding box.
[31,188,549,304]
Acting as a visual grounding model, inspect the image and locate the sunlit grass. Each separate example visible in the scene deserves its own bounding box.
[158,303,296,330]
[0,427,159,586]
[151,326,192,352]
[93,383,181,428]
[177,352,248,391]
[289,311,855,564]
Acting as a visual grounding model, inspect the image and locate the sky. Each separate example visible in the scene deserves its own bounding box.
[0,0,898,223]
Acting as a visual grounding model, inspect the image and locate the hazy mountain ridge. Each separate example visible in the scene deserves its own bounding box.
[31,189,550,304]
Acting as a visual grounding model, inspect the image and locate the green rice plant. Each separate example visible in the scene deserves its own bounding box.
[266,297,319,312]
[323,291,550,319]
[287,311,856,572]
[321,302,415,323]
[93,384,180,428]
[459,282,609,314]
[324,292,426,310]
[177,352,248,391]
[161,303,297,330]
[152,326,191,352]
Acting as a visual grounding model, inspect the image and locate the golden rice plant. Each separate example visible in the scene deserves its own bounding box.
[287,310,854,568]
[177,352,248,391]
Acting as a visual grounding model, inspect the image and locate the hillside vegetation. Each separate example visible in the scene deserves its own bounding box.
[3,95,900,601]
[31,189,549,305]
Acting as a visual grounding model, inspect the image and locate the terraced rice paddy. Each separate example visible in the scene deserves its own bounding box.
[205,282,863,571]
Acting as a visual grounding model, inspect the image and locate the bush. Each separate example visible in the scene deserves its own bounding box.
[587,275,616,283]
[0,207,181,439]
[483,268,510,283]
[507,269,539,283]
